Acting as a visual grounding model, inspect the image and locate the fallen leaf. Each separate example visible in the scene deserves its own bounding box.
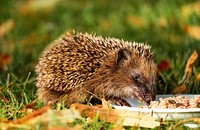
[0,19,14,37]
[179,51,198,85]
[0,95,9,103]
[25,99,38,109]
[184,25,200,41]
[0,118,8,123]
[181,1,200,19]
[173,51,198,94]
[110,125,124,130]
[126,15,144,28]
[18,0,61,16]
[0,109,82,130]
[185,51,198,72]
[157,60,170,72]
[11,104,51,124]
[172,84,187,94]
[48,126,71,130]
[158,17,168,27]
[196,73,200,81]
[70,103,160,128]
[26,109,82,125]
[0,123,32,130]
[0,54,11,70]
[48,125,81,130]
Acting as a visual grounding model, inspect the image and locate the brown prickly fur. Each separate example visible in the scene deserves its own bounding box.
[35,31,157,106]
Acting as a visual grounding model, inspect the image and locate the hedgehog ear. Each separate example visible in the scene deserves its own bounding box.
[116,48,131,66]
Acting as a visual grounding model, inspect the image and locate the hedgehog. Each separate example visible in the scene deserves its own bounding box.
[35,31,157,107]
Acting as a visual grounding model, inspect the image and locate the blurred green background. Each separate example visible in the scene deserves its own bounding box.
[0,0,200,107]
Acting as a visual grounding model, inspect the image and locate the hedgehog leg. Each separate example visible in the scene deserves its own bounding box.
[36,87,64,104]
[108,98,131,107]
[63,89,90,106]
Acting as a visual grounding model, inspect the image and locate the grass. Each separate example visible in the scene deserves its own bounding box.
[0,0,200,129]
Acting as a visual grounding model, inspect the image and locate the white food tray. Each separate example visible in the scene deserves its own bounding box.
[112,94,200,121]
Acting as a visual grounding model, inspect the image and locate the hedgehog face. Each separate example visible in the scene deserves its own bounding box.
[105,48,157,106]
[129,67,157,105]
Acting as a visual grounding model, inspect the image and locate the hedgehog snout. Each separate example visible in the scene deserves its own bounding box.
[137,84,155,105]
[144,88,156,105]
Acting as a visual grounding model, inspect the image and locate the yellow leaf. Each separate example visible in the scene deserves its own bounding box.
[173,51,198,94]
[1,108,82,130]
[0,19,14,38]
[185,51,198,76]
[126,15,144,28]
[25,109,82,126]
[70,103,160,128]
[181,1,200,19]
[11,105,51,124]
[48,125,81,130]
[196,73,200,81]
[179,51,198,85]
[18,0,61,16]
[185,25,200,41]
[158,17,168,27]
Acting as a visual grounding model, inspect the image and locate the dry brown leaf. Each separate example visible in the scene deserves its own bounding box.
[48,125,81,130]
[111,126,124,130]
[196,73,200,81]
[173,51,198,94]
[17,99,39,118]
[179,51,198,85]
[0,54,11,70]
[25,99,38,109]
[181,1,200,18]
[48,126,70,130]
[0,19,14,37]
[0,123,32,130]
[0,95,9,103]
[0,118,8,123]
[172,84,187,94]
[0,109,81,130]
[126,15,144,28]
[26,109,82,125]
[18,0,61,16]
[184,25,200,41]
[185,51,198,72]
[70,103,160,128]
[11,105,51,124]
[158,17,168,27]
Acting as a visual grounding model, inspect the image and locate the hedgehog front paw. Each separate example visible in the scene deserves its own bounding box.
[108,98,131,107]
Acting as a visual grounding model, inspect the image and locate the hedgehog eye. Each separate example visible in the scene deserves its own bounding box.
[132,74,141,82]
